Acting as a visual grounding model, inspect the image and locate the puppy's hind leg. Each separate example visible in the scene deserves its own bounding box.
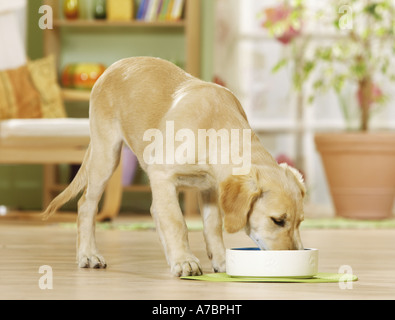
[77,125,123,269]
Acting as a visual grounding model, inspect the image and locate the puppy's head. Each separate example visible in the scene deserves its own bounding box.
[219,164,305,250]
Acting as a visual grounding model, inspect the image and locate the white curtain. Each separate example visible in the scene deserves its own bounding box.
[0,0,27,70]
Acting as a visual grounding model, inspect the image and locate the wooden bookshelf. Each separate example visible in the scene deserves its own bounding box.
[61,88,91,102]
[53,19,186,28]
[44,0,201,83]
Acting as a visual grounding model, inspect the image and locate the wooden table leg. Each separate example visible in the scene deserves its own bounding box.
[43,164,57,209]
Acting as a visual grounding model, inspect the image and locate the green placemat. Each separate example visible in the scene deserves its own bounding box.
[181,272,358,283]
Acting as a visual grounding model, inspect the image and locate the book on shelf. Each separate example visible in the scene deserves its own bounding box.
[137,0,185,22]
[107,0,134,21]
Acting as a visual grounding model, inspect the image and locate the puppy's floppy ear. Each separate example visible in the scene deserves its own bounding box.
[279,163,306,197]
[219,168,262,233]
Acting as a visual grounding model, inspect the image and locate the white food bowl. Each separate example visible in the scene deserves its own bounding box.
[226,248,318,278]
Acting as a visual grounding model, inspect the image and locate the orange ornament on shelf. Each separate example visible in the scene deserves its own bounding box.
[63,0,80,20]
[62,63,107,90]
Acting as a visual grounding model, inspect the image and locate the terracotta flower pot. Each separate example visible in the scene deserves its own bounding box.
[315,132,395,220]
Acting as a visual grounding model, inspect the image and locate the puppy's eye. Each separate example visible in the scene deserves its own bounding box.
[271,217,286,227]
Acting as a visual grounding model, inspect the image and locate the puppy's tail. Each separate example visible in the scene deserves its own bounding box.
[41,144,91,220]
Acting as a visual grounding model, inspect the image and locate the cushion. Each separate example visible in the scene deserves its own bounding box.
[28,55,67,118]
[0,71,17,119]
[0,65,42,119]
[0,55,66,120]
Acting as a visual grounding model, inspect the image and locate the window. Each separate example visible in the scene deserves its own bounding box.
[214,0,395,215]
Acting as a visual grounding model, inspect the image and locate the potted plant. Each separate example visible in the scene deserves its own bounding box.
[263,0,395,219]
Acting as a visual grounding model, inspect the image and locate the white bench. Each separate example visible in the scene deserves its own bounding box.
[0,118,122,221]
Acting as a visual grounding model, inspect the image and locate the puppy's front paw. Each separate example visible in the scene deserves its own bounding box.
[171,258,203,277]
[78,253,107,269]
[208,249,226,273]
[212,259,226,273]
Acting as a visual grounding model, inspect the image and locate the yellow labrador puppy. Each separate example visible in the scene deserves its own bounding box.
[43,57,305,277]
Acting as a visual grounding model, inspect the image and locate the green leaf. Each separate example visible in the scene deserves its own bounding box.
[376,27,387,37]
[333,75,346,93]
[293,72,302,90]
[351,62,367,79]
[313,79,324,90]
[316,48,332,61]
[381,57,389,74]
[271,58,288,73]
[303,61,315,76]
[364,3,382,20]
[333,19,341,30]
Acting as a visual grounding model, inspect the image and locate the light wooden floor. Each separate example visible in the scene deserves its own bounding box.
[1,216,395,300]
